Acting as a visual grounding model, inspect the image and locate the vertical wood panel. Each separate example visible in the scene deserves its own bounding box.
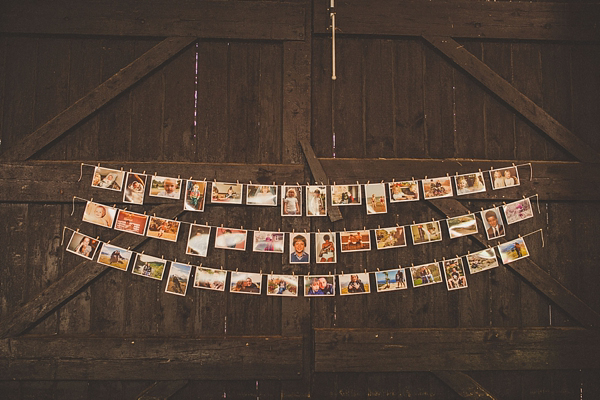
[258,43,283,164]
[310,38,333,157]
[571,43,600,156]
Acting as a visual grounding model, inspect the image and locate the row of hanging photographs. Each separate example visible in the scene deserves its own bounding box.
[89,164,524,216]
[80,195,536,261]
[65,228,533,297]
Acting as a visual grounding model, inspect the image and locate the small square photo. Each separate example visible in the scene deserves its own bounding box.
[246,185,278,206]
[375,269,407,292]
[365,183,387,214]
[482,207,506,240]
[149,176,182,199]
[498,237,529,264]
[316,232,336,263]
[186,224,211,257]
[267,274,299,297]
[339,273,370,295]
[252,231,285,253]
[91,167,124,191]
[132,254,167,281]
[422,177,454,199]
[455,172,486,196]
[331,184,361,206]
[165,263,192,296]
[281,185,302,216]
[97,243,132,271]
[304,276,335,296]
[211,182,243,204]
[490,167,520,190]
[82,201,116,228]
[214,227,247,251]
[446,213,478,239]
[114,210,148,236]
[442,258,468,291]
[340,230,371,252]
[66,232,99,260]
[410,262,443,288]
[184,180,207,211]
[375,227,406,250]
[290,233,310,263]
[306,185,327,216]
[146,216,181,242]
[410,222,442,245]
[503,198,534,225]
[123,173,146,205]
[466,248,499,274]
[389,181,419,202]
[194,267,227,291]
[230,272,262,295]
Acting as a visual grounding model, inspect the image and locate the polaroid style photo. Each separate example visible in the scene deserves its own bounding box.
[281,185,302,216]
[165,263,192,296]
[375,227,406,250]
[306,185,327,216]
[82,201,117,228]
[375,268,407,292]
[442,258,468,291]
[389,181,420,202]
[410,262,443,288]
[340,230,371,252]
[466,248,499,274]
[455,172,486,196]
[331,184,361,206]
[149,176,182,200]
[186,224,211,257]
[114,210,148,236]
[123,172,147,205]
[446,213,478,239]
[339,273,370,295]
[289,233,310,264]
[91,167,124,191]
[304,275,335,297]
[482,207,506,240]
[267,274,299,297]
[410,221,442,245]
[490,166,520,190]
[498,237,530,264]
[422,177,454,200]
[246,184,278,206]
[315,232,336,263]
[184,180,207,212]
[503,198,534,225]
[252,231,285,253]
[230,272,262,295]
[146,216,181,242]
[214,227,247,251]
[211,182,243,204]
[132,254,167,281]
[365,183,387,214]
[66,232,100,260]
[194,267,227,291]
[97,243,132,271]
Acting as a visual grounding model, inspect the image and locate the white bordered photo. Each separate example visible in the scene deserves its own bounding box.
[246,184,278,207]
[146,216,181,242]
[267,274,299,297]
[194,266,227,291]
[306,185,327,216]
[490,166,520,190]
[91,166,124,192]
[211,182,243,204]
[97,243,132,271]
[82,201,117,228]
[132,253,167,281]
[466,248,499,274]
[315,232,337,263]
[410,262,443,288]
[503,198,534,225]
[66,231,100,260]
[252,231,285,253]
[498,237,530,264]
[184,180,207,211]
[281,185,302,216]
[388,181,419,202]
[375,269,407,292]
[375,227,406,250]
[365,183,387,214]
[114,210,148,236]
[410,221,442,245]
[339,273,370,295]
[442,258,468,291]
[446,213,478,239]
[214,227,248,251]
[455,172,486,196]
[186,224,211,257]
[331,184,361,206]
[422,177,454,200]
[230,271,262,295]
[304,275,335,296]
[482,207,506,240]
[123,172,146,205]
[289,232,310,263]
[340,230,371,252]
[149,176,182,200]
[165,263,192,296]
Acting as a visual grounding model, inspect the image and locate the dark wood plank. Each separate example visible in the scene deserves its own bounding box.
[1,0,305,40]
[433,371,498,400]
[0,37,196,162]
[423,35,600,163]
[314,327,600,372]
[136,381,188,400]
[313,0,600,41]
[310,38,334,158]
[0,336,302,380]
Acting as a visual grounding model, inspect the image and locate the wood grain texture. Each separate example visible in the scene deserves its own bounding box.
[433,371,498,400]
[136,381,189,400]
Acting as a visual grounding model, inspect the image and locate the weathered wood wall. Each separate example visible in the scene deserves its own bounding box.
[1,0,599,398]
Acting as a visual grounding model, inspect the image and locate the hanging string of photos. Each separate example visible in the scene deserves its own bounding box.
[63,225,543,297]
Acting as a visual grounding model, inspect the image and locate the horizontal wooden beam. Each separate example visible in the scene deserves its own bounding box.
[0,1,305,40]
[0,37,196,162]
[314,327,600,372]
[423,35,600,164]
[314,0,600,41]
[0,336,302,380]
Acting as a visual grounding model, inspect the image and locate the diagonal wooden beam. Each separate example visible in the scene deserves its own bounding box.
[422,35,600,164]
[433,371,498,400]
[428,198,600,328]
[0,37,196,162]
[0,203,185,339]
[136,381,189,400]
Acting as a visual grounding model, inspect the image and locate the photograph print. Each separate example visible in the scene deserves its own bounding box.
[146,216,181,242]
[410,221,442,245]
[246,184,278,206]
[306,185,327,216]
[446,213,478,239]
[340,230,371,252]
[331,184,361,206]
[339,273,370,295]
[252,231,285,253]
[149,176,182,199]
[214,227,247,251]
[482,207,506,240]
[442,258,468,291]
[289,233,310,263]
[194,266,227,291]
[490,166,520,190]
[389,181,420,202]
[304,275,335,296]
[281,185,302,216]
[123,172,146,205]
[184,180,207,211]
[82,201,117,228]
[315,232,336,263]
[498,237,530,264]
[410,262,443,288]
[267,274,299,297]
[91,166,124,191]
[365,183,387,214]
[211,182,243,204]
[165,263,192,296]
[132,254,167,281]
[97,243,132,271]
[375,227,406,249]
[66,232,100,260]
[230,271,262,295]
[114,210,148,236]
[422,176,454,199]
[375,268,407,292]
[503,198,534,225]
[186,224,211,257]
[466,248,499,274]
[455,172,486,196]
